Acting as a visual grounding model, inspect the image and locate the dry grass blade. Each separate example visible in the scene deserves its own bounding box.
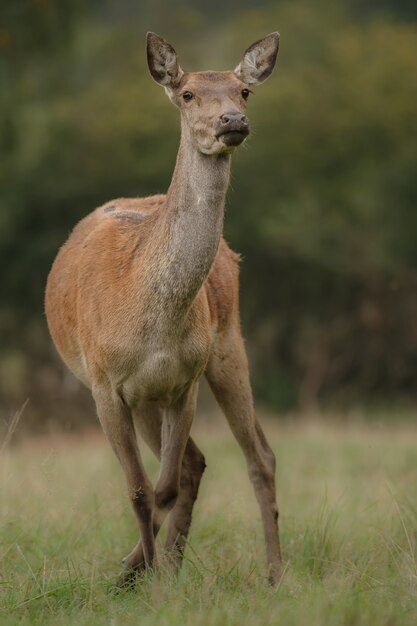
[0,399,29,452]
[1,418,417,625]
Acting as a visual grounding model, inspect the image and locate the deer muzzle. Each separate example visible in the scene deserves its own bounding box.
[216,112,250,146]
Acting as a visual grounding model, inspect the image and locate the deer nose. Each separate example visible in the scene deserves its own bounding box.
[216,111,250,145]
[220,112,247,126]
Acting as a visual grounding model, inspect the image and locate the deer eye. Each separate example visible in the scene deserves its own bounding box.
[241,89,250,100]
[182,91,193,102]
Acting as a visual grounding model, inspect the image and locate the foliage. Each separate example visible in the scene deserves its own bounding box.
[1,0,417,422]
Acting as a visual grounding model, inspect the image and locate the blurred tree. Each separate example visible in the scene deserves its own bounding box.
[1,0,417,429]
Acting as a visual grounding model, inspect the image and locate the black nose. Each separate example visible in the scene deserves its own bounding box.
[220,112,247,125]
[216,111,250,146]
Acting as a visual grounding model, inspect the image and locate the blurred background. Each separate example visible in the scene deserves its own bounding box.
[1,0,417,433]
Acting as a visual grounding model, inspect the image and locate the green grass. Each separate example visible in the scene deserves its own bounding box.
[1,416,417,625]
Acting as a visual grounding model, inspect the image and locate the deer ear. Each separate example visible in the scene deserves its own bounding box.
[146,32,184,89]
[234,32,279,85]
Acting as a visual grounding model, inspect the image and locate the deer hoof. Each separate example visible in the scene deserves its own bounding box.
[116,567,140,590]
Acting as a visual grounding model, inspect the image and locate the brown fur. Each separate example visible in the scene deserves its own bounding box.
[46,195,239,390]
[45,31,282,586]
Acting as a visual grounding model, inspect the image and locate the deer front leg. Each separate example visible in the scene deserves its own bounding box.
[130,410,206,572]
[205,327,282,586]
[164,437,206,565]
[92,384,155,586]
[127,385,200,571]
[153,383,198,533]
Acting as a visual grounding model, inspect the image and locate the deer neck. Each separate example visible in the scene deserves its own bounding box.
[147,119,231,321]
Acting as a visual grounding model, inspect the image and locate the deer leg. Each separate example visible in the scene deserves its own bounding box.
[153,384,198,534]
[92,385,155,585]
[120,405,162,575]
[164,437,206,566]
[205,328,282,585]
[128,386,203,570]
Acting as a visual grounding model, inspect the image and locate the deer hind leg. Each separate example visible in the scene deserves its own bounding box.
[205,327,282,585]
[129,385,204,570]
[91,384,155,586]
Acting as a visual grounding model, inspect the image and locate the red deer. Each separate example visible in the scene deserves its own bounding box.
[45,31,281,586]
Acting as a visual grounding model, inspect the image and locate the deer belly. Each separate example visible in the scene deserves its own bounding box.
[121,347,206,407]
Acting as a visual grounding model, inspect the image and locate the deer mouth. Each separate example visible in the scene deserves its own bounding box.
[217,128,249,147]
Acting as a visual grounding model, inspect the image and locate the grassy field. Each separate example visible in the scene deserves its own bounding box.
[1,414,417,625]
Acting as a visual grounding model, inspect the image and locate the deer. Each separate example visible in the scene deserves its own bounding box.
[45,31,281,586]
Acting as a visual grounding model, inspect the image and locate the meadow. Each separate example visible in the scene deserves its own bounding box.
[1,414,416,625]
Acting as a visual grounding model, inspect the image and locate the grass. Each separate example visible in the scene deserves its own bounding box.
[1,414,417,625]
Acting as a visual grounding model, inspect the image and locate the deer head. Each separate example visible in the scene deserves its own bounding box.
[146,32,280,156]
